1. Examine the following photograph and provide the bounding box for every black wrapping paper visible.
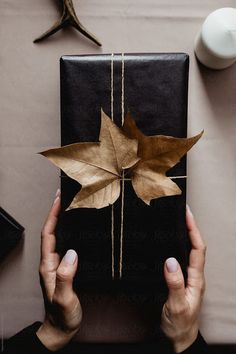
[0,207,24,261]
[57,53,190,303]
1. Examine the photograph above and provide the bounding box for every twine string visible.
[110,53,115,279]
[119,53,125,279]
[60,175,187,180]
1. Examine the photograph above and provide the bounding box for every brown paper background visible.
[0,0,236,344]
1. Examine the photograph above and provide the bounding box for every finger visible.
[186,205,206,273]
[41,190,61,259]
[54,250,78,302]
[164,257,186,305]
[186,205,205,249]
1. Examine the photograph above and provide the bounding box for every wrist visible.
[172,325,199,353]
[36,320,78,352]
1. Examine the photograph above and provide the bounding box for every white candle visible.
[194,7,236,69]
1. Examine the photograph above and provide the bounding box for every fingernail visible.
[53,189,61,205]
[186,204,194,218]
[166,257,178,273]
[53,196,60,205]
[55,189,61,198]
[64,250,77,265]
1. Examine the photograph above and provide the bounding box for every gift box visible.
[57,53,190,292]
[0,207,24,261]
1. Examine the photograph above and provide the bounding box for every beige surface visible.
[1,0,236,344]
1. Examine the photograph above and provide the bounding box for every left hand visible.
[36,190,82,351]
[160,205,206,353]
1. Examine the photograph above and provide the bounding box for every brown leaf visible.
[123,112,204,205]
[40,110,139,210]
[131,164,182,205]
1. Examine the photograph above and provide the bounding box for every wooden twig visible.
[34,0,101,46]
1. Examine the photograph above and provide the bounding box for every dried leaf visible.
[40,110,139,210]
[40,110,203,209]
[122,112,204,205]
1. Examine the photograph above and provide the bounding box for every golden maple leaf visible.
[40,110,139,210]
[122,112,204,205]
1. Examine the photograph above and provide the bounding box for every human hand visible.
[161,205,206,353]
[36,190,82,351]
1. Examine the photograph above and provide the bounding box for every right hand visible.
[161,205,206,353]
[36,190,82,351]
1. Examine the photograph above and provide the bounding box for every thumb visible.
[54,250,78,300]
[164,257,185,304]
